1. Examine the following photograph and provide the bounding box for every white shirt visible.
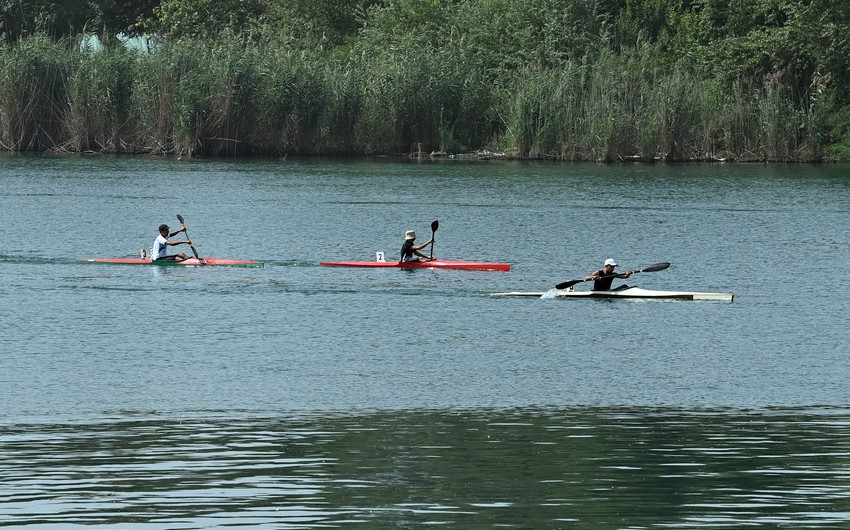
[152,234,168,259]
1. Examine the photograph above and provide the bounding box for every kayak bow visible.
[79,257,263,267]
[491,286,733,301]
[320,259,510,271]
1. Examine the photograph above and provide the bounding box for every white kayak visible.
[490,286,734,302]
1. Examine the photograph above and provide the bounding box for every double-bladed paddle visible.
[429,220,439,259]
[176,214,202,262]
[555,262,670,290]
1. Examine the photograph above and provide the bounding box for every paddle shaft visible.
[555,262,670,290]
[176,214,201,260]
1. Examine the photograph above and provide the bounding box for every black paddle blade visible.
[639,262,670,273]
[176,214,185,224]
[555,279,583,290]
[429,220,438,259]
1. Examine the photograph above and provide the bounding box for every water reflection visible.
[3,407,850,528]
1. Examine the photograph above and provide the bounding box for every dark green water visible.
[1,155,849,527]
[3,408,850,528]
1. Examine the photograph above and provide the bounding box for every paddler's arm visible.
[412,239,433,251]
[412,240,433,258]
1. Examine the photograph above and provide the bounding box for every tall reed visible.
[0,36,70,151]
[0,32,838,161]
[165,38,259,156]
[65,43,135,152]
[497,46,819,162]
[130,45,176,154]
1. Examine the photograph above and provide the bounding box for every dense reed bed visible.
[0,34,835,161]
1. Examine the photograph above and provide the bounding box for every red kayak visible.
[320,259,510,271]
[79,257,263,267]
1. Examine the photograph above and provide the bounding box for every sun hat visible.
[604,258,617,267]
[405,230,416,240]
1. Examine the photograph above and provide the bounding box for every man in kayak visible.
[151,223,192,262]
[584,258,633,291]
[400,230,434,262]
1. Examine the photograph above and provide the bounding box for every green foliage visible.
[151,0,267,41]
[130,48,176,152]
[0,35,70,150]
[435,0,615,77]
[165,36,265,155]
[97,0,160,38]
[2,0,850,161]
[355,42,493,154]
[0,0,157,43]
[825,105,850,160]
[251,52,330,154]
[614,0,684,52]
[263,0,378,51]
[66,44,136,151]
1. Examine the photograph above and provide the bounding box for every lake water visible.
[2,155,849,528]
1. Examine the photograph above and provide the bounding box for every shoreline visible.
[0,149,843,165]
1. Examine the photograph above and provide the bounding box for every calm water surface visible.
[1,155,849,527]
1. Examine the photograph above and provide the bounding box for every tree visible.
[150,0,267,40]
[613,0,684,53]
[0,0,158,43]
[263,0,379,50]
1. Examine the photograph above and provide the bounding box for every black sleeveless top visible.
[592,269,617,291]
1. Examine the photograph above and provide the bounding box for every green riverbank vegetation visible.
[1,0,849,161]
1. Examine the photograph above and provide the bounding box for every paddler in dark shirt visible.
[584,258,633,291]
[400,230,434,262]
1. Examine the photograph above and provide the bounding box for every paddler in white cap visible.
[400,229,434,263]
[584,258,633,291]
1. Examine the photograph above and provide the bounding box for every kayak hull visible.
[320,259,510,271]
[491,287,733,301]
[79,257,264,267]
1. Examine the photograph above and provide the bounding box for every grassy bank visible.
[0,34,837,161]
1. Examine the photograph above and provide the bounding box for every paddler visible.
[151,223,192,262]
[584,258,633,291]
[400,230,434,263]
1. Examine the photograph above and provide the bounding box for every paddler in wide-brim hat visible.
[400,229,433,263]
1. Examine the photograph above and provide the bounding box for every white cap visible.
[604,258,617,267]
[405,230,416,240]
